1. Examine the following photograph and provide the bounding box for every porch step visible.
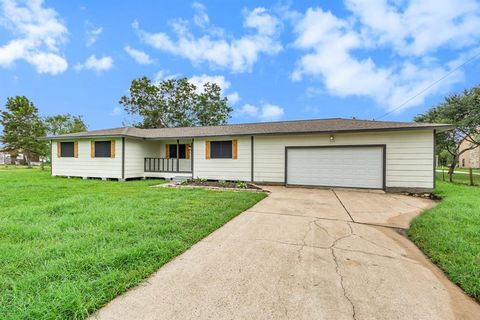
[171,176,189,184]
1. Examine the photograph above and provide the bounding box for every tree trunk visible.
[24,152,32,168]
[469,168,474,186]
[448,158,456,183]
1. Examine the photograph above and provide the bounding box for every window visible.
[94,141,111,158]
[210,141,232,159]
[169,144,186,159]
[60,142,74,157]
[462,158,465,167]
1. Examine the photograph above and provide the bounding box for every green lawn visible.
[436,166,480,173]
[408,181,480,301]
[0,168,266,319]
[435,171,479,186]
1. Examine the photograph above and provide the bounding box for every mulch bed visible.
[184,180,262,190]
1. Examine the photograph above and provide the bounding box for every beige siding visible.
[124,139,161,178]
[157,140,192,172]
[52,138,122,179]
[253,130,435,189]
[193,136,251,181]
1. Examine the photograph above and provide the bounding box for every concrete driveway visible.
[92,187,479,320]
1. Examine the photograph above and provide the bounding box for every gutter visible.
[44,124,456,141]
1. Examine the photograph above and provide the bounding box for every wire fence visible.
[436,167,479,186]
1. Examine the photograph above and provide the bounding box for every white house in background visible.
[47,118,453,192]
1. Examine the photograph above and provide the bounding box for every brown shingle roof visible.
[47,118,454,140]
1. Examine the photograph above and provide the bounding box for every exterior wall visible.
[193,136,251,181]
[52,138,122,179]
[253,130,435,190]
[458,139,480,168]
[157,140,193,172]
[124,139,193,179]
[124,139,161,178]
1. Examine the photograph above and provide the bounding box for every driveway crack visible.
[330,222,357,320]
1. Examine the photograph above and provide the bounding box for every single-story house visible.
[458,137,480,168]
[47,118,453,192]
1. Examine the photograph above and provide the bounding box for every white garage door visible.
[286,146,384,189]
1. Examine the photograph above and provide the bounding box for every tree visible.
[119,77,233,128]
[44,114,87,136]
[415,85,480,181]
[0,96,48,167]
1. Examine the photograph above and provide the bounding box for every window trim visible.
[209,140,233,159]
[92,140,113,158]
[168,143,187,159]
[59,141,75,158]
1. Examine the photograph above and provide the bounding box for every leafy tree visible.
[0,96,48,167]
[415,86,480,181]
[119,77,233,128]
[44,114,87,136]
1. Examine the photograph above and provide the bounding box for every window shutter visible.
[186,144,191,159]
[165,144,170,159]
[90,141,95,158]
[232,139,238,159]
[57,142,61,158]
[74,141,78,158]
[111,140,115,158]
[205,141,210,160]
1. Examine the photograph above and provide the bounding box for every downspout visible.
[50,140,53,176]
[176,139,180,173]
[433,129,436,189]
[191,138,194,179]
[251,136,254,182]
[121,137,125,180]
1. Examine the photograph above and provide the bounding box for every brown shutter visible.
[205,141,210,160]
[111,140,116,158]
[74,141,78,158]
[90,141,95,158]
[232,139,238,159]
[165,144,170,159]
[186,144,191,159]
[57,142,61,158]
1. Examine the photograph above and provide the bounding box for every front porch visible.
[141,139,193,179]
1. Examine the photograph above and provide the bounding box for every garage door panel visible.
[287,147,383,189]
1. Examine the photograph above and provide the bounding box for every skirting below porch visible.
[144,172,192,180]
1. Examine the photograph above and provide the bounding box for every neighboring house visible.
[0,151,40,165]
[47,118,453,192]
[458,138,480,168]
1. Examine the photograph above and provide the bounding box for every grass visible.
[408,181,480,301]
[436,166,480,173]
[0,168,266,319]
[435,171,479,186]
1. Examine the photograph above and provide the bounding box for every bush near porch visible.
[0,168,265,319]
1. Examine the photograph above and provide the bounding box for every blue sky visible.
[1,0,480,130]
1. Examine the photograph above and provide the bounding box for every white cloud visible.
[110,106,122,116]
[192,2,209,28]
[75,55,113,72]
[85,22,102,47]
[189,74,240,105]
[291,4,472,112]
[236,103,284,121]
[124,45,155,64]
[237,103,258,116]
[133,6,282,73]
[153,69,179,82]
[226,92,240,105]
[345,0,480,56]
[260,104,284,120]
[0,0,68,75]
